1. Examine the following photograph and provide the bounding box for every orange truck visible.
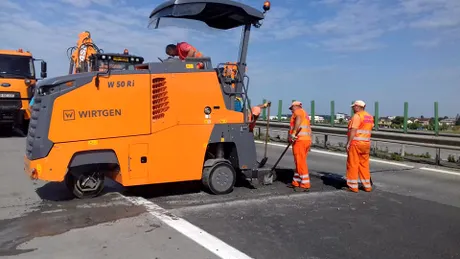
[67,31,144,74]
[24,0,272,199]
[0,49,47,134]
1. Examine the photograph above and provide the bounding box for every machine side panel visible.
[26,75,94,160]
[48,73,152,143]
[208,124,258,170]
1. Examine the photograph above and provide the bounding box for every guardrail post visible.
[330,100,335,126]
[374,101,379,131]
[262,99,266,120]
[434,101,439,136]
[311,100,315,125]
[403,102,408,133]
[278,100,282,121]
[436,148,441,165]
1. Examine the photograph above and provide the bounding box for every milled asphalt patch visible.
[173,188,460,259]
[145,167,344,210]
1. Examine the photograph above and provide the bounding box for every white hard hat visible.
[351,100,366,107]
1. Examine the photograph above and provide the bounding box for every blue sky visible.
[0,0,459,117]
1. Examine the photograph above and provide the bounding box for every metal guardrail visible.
[255,121,460,152]
[257,120,460,138]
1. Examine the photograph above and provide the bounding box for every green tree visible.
[391,116,404,125]
[408,122,422,130]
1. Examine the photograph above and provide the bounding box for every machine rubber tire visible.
[65,172,105,199]
[202,161,236,195]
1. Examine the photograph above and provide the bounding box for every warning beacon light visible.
[123,49,129,54]
[263,1,271,13]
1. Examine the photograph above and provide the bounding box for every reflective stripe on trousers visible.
[293,173,310,184]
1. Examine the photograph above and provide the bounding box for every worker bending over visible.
[288,101,312,192]
[165,42,203,60]
[346,100,374,192]
[249,101,270,132]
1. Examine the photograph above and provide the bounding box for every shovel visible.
[261,130,300,185]
[258,102,271,168]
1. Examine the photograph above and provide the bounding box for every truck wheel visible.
[0,124,14,137]
[202,161,236,195]
[65,171,105,199]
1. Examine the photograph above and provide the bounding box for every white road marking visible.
[122,195,253,259]
[254,141,414,168]
[419,167,460,177]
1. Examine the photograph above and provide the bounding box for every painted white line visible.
[419,167,460,176]
[122,196,253,259]
[254,141,414,168]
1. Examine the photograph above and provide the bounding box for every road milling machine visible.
[0,48,47,134]
[24,0,273,199]
[67,31,144,74]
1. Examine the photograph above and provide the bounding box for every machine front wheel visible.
[65,171,105,199]
[202,161,236,195]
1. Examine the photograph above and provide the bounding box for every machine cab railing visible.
[147,0,271,122]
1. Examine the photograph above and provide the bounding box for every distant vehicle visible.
[0,48,47,134]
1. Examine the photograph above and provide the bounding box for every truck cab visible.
[0,49,47,134]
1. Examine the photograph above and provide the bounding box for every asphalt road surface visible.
[1,135,460,259]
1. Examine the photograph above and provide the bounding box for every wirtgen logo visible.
[63,110,75,121]
[63,109,122,121]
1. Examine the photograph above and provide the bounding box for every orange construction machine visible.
[24,0,272,199]
[67,31,144,74]
[0,49,47,134]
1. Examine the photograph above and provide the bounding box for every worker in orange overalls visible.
[288,101,312,192]
[165,42,203,60]
[248,102,270,132]
[346,100,374,192]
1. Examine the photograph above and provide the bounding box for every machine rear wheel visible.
[202,161,236,195]
[65,171,105,199]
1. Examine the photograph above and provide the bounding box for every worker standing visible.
[345,100,374,192]
[248,101,270,132]
[165,42,203,60]
[288,101,312,192]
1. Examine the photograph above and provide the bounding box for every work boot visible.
[294,187,310,192]
[287,183,298,189]
[342,186,358,193]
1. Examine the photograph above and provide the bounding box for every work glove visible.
[290,134,298,142]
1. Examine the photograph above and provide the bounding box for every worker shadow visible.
[273,168,347,190]
[35,179,122,201]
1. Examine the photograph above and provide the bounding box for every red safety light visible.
[197,62,204,69]
[18,48,23,53]
[123,49,129,54]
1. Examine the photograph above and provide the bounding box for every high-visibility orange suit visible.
[288,101,312,190]
[346,100,374,192]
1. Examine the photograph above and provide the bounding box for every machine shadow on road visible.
[35,179,123,202]
[123,173,258,199]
